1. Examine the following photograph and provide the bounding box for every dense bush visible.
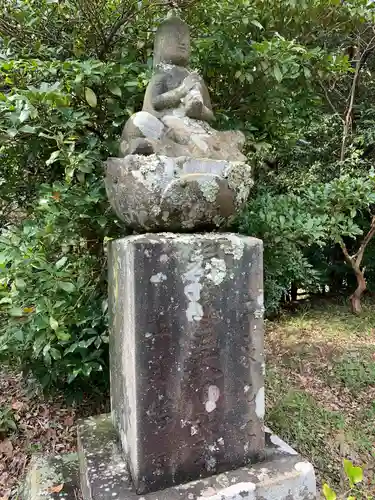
[0,0,151,386]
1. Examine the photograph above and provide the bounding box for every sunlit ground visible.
[266,296,375,496]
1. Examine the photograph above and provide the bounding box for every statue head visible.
[153,15,190,68]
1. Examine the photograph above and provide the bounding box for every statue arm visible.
[200,82,215,121]
[151,75,187,111]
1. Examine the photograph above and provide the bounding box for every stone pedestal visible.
[23,417,317,500]
[108,233,265,494]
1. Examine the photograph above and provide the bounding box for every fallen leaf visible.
[0,440,13,456]
[63,416,74,427]
[11,401,24,411]
[46,428,57,440]
[47,484,64,493]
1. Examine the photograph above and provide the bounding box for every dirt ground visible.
[0,370,108,499]
[266,296,375,497]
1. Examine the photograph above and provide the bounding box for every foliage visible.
[0,182,112,387]
[0,0,153,387]
[187,0,375,312]
[323,460,367,500]
[0,405,17,438]
[239,173,375,311]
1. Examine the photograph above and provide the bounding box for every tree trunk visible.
[350,266,366,314]
[291,282,298,302]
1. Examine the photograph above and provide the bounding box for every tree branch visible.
[339,239,352,267]
[320,81,344,123]
[341,34,375,161]
[353,216,375,266]
[98,0,140,59]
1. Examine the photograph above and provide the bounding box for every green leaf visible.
[6,419,17,431]
[343,459,363,486]
[273,64,283,83]
[64,342,79,354]
[55,256,68,269]
[19,109,30,123]
[46,150,60,166]
[6,129,18,138]
[56,330,71,341]
[19,125,36,134]
[9,307,23,317]
[50,316,59,331]
[322,483,336,500]
[78,163,93,173]
[15,278,26,290]
[67,369,81,384]
[85,87,97,108]
[14,330,24,342]
[251,19,264,30]
[109,85,122,97]
[50,348,62,360]
[58,281,76,293]
[245,73,254,83]
[124,81,139,88]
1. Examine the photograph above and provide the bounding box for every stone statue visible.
[105,14,254,232]
[119,15,244,161]
[143,16,214,122]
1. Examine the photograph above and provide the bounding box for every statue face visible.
[165,34,190,65]
[154,17,191,67]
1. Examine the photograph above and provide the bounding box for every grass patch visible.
[329,349,375,393]
[266,381,345,482]
[351,402,375,457]
[266,297,375,493]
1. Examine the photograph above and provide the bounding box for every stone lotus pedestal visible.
[105,154,253,232]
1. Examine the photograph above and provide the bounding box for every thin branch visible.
[353,216,375,266]
[339,240,352,266]
[98,0,140,59]
[340,34,375,162]
[320,82,344,123]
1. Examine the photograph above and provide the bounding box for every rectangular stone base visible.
[109,233,265,493]
[76,414,316,500]
[22,414,316,499]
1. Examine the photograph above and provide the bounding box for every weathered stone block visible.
[108,233,265,494]
[105,155,253,232]
[22,453,79,500]
[22,418,316,500]
[76,414,316,500]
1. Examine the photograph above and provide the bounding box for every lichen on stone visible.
[182,248,204,322]
[197,177,220,203]
[222,234,245,261]
[224,161,254,206]
[205,258,227,285]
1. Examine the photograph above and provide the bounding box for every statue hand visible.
[183,72,202,91]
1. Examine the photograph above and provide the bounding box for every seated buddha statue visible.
[105,14,253,233]
[120,15,246,162]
